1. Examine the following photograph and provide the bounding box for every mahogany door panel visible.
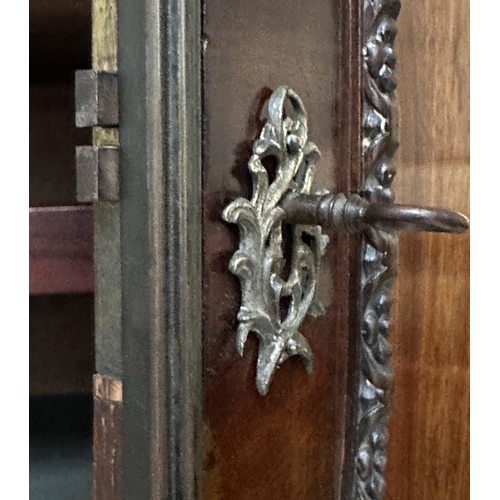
[202,2,349,498]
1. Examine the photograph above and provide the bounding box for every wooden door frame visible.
[114,0,401,499]
[118,0,203,498]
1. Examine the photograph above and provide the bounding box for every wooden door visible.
[85,0,469,499]
[386,0,470,497]
[201,1,360,498]
[107,0,363,498]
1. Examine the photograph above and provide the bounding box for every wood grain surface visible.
[91,1,123,498]
[202,1,362,498]
[385,0,470,498]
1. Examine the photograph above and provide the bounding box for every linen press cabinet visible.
[29,0,470,498]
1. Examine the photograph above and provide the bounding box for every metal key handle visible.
[281,192,469,234]
[223,86,468,395]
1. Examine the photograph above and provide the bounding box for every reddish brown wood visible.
[202,1,361,498]
[385,0,470,497]
[93,374,122,500]
[29,205,94,295]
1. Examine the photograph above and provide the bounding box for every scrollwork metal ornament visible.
[223,87,329,396]
[355,0,401,498]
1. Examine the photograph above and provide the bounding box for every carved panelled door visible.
[85,0,468,499]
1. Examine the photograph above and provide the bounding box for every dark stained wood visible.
[385,0,470,498]
[91,0,122,380]
[335,2,363,497]
[90,0,126,497]
[30,294,94,395]
[117,0,203,497]
[202,1,361,498]
[93,374,122,500]
[29,206,94,295]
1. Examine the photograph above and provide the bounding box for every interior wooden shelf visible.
[30,205,94,295]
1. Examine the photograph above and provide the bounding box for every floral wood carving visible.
[356,0,401,498]
[223,86,329,396]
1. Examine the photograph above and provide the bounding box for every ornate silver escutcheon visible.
[224,86,468,397]
[223,87,329,396]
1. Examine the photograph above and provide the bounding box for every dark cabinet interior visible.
[30,1,94,498]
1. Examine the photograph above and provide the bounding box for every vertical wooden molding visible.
[337,0,363,495]
[91,0,123,498]
[118,0,203,498]
[92,0,122,380]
